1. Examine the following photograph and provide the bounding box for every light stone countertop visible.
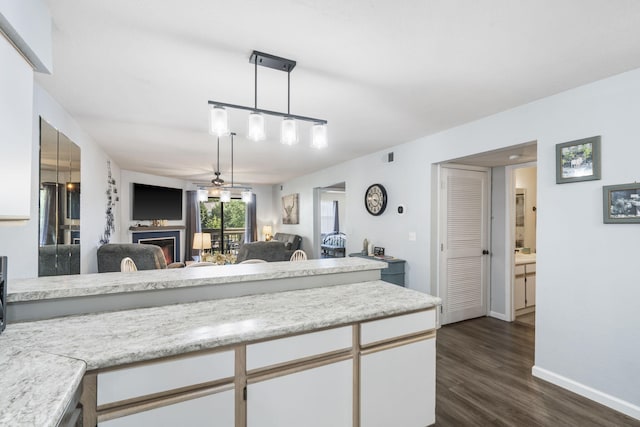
[515,253,537,265]
[8,257,386,302]
[1,280,440,370]
[0,348,85,427]
[0,280,439,426]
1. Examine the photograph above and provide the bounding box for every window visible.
[200,197,246,253]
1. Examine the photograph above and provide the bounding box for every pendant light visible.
[208,51,327,146]
[281,118,298,146]
[247,57,266,141]
[220,190,231,203]
[310,123,328,149]
[241,190,253,203]
[209,106,229,136]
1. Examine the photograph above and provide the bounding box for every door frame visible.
[436,163,492,325]
[505,161,537,321]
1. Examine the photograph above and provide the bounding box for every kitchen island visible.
[1,259,440,426]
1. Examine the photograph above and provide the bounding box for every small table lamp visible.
[193,232,212,261]
[262,225,273,241]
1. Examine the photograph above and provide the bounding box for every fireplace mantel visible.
[129,225,186,232]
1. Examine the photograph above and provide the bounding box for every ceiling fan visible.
[193,133,252,191]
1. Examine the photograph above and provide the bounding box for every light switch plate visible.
[408,232,417,241]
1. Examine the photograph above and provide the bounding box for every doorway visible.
[313,182,346,259]
[436,142,537,326]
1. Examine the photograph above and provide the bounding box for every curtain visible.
[244,193,257,243]
[184,191,202,262]
[333,200,340,233]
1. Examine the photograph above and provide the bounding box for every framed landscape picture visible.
[282,193,299,224]
[603,183,640,224]
[555,136,601,184]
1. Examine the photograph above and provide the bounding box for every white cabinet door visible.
[247,359,352,427]
[514,275,526,310]
[361,338,435,427]
[99,389,234,427]
[526,271,536,307]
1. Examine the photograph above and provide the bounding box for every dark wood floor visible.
[435,317,640,426]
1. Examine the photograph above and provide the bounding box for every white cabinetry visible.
[0,35,33,220]
[99,390,234,427]
[515,262,536,311]
[361,339,435,427]
[360,311,436,427]
[247,359,353,427]
[96,350,234,426]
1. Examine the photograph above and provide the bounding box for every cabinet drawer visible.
[247,326,352,371]
[514,264,525,275]
[383,262,404,274]
[525,263,536,273]
[97,350,234,406]
[361,310,435,346]
[99,389,234,427]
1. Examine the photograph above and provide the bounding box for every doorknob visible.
[482,250,490,255]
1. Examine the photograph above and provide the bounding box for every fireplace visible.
[132,230,181,264]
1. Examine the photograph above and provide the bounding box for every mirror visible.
[39,118,81,276]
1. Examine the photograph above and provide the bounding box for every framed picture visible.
[282,193,299,224]
[603,183,640,223]
[555,136,601,184]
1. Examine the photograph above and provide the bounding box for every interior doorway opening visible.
[435,141,538,326]
[312,182,346,259]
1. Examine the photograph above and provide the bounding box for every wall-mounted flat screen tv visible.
[132,183,183,220]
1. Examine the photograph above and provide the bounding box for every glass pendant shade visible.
[241,190,253,203]
[209,106,229,136]
[219,190,231,203]
[280,117,298,146]
[197,189,209,202]
[247,112,266,142]
[310,123,328,149]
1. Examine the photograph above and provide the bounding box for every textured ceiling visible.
[37,0,640,184]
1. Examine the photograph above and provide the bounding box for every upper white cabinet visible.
[0,34,33,220]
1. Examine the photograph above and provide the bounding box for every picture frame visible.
[555,136,601,184]
[603,183,640,224]
[282,193,299,224]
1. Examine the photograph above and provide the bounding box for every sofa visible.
[272,233,302,259]
[39,244,80,276]
[97,243,184,273]
[235,241,290,263]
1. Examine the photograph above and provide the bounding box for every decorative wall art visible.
[282,193,299,224]
[555,136,601,184]
[602,183,640,224]
[99,160,119,244]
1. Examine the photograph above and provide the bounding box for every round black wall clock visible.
[365,183,388,216]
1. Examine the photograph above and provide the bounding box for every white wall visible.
[280,68,640,417]
[0,85,121,278]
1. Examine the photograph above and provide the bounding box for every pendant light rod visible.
[207,100,327,125]
[254,56,258,110]
[230,132,235,187]
[287,70,291,115]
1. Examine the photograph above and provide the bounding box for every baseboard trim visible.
[532,366,640,421]
[488,311,509,321]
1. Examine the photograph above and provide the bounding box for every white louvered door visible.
[439,166,490,325]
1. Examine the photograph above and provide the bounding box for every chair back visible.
[239,259,268,264]
[289,249,307,261]
[120,257,138,272]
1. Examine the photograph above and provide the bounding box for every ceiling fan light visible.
[281,117,298,146]
[209,105,229,136]
[310,123,328,149]
[241,190,253,203]
[247,112,266,142]
[220,190,231,203]
[197,189,209,202]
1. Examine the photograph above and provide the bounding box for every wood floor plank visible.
[435,317,640,427]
